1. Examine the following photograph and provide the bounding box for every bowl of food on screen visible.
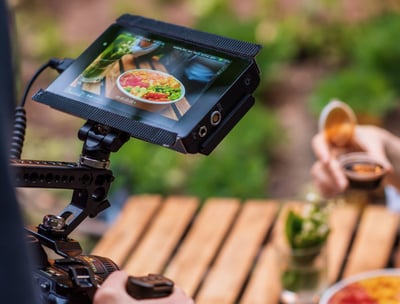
[338,152,387,190]
[116,69,185,112]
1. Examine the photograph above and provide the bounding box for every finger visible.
[311,161,348,197]
[353,126,393,173]
[311,163,337,196]
[168,287,195,304]
[312,133,331,164]
[101,270,129,289]
[93,271,133,304]
[328,157,349,190]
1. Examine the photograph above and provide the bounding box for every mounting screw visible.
[42,214,65,231]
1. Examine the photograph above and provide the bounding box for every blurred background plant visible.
[110,103,280,201]
[9,0,400,226]
[310,12,400,125]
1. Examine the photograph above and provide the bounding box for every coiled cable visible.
[9,58,74,159]
[9,106,27,159]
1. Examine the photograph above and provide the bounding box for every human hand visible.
[93,271,194,304]
[310,131,349,197]
[311,125,394,197]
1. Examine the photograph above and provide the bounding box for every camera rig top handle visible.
[12,121,130,257]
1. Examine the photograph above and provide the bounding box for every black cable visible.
[19,61,52,107]
[9,57,74,159]
[9,106,27,159]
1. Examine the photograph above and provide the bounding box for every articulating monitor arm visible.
[10,120,130,257]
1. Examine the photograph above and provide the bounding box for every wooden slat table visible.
[91,195,400,304]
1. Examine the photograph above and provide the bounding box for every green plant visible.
[350,13,400,94]
[186,104,281,200]
[190,0,300,98]
[285,203,330,250]
[309,13,400,123]
[109,103,281,200]
[309,68,397,121]
[281,202,330,293]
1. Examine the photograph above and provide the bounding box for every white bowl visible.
[116,69,185,112]
[320,269,400,303]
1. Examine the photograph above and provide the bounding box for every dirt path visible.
[266,61,328,199]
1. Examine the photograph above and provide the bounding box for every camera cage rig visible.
[12,14,261,259]
[5,13,262,302]
[11,120,130,258]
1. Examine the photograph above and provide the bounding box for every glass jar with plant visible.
[278,201,331,304]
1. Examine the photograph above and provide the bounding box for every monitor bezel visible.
[33,15,261,153]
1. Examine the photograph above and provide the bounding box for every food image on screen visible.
[80,32,138,83]
[116,69,185,112]
[117,69,184,102]
[66,31,231,120]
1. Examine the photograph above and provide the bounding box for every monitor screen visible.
[34,15,261,154]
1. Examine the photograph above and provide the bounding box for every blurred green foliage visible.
[194,8,298,86]
[110,104,281,200]
[309,68,396,121]
[14,12,68,62]
[351,13,400,95]
[310,13,400,120]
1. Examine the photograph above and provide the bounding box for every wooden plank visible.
[343,205,399,278]
[81,82,101,95]
[241,201,300,304]
[90,195,162,266]
[327,203,360,283]
[239,244,281,304]
[123,196,199,276]
[104,60,121,95]
[164,198,241,297]
[195,200,279,304]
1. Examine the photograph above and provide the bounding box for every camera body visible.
[30,236,119,304]
[33,256,117,304]
[31,239,174,303]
